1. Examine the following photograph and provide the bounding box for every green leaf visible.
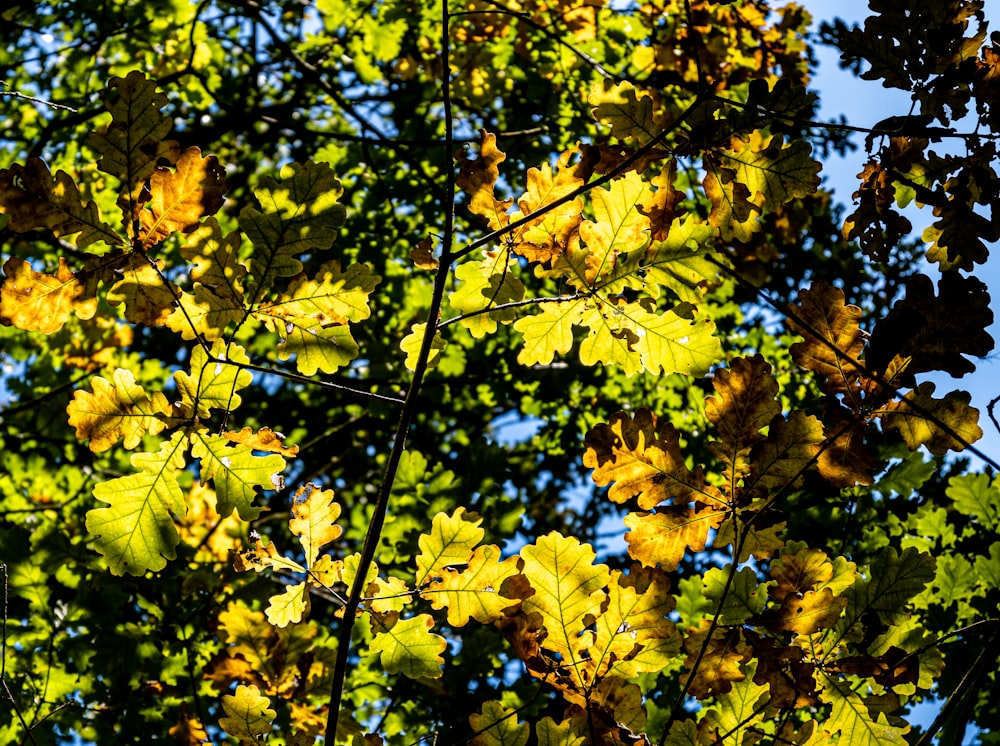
[369,614,447,679]
[703,566,769,625]
[449,257,525,338]
[173,339,253,419]
[946,472,1000,530]
[469,701,529,746]
[190,430,285,520]
[240,160,347,301]
[85,432,187,576]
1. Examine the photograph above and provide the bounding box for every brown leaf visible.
[584,409,721,510]
[842,161,912,263]
[705,355,781,491]
[0,158,125,249]
[681,621,751,698]
[769,587,846,635]
[140,146,228,249]
[787,282,865,397]
[456,130,511,231]
[225,426,300,457]
[879,382,983,455]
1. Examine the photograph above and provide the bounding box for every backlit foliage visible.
[1,0,998,744]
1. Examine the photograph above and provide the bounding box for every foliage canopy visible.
[1,0,999,744]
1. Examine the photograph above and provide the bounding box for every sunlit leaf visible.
[140,146,227,248]
[369,614,446,679]
[470,701,529,746]
[85,432,187,576]
[218,684,275,742]
[190,429,285,520]
[67,367,172,452]
[289,483,343,567]
[879,382,982,455]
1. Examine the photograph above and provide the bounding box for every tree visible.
[1,0,998,743]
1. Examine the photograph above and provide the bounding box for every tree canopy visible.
[1,0,999,743]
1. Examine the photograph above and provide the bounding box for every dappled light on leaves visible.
[2,0,999,742]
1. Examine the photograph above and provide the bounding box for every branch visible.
[325,0,460,737]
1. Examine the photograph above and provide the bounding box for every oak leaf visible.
[288,483,342,567]
[67,367,172,452]
[0,159,125,249]
[173,339,253,419]
[88,70,177,224]
[85,432,187,575]
[369,614,447,679]
[225,426,300,457]
[787,282,865,396]
[449,256,525,338]
[509,532,609,686]
[107,258,178,326]
[578,171,651,285]
[470,701,529,746]
[456,130,512,231]
[585,408,722,510]
[240,160,347,301]
[415,507,485,585]
[624,506,725,571]
[1,256,99,333]
[426,544,520,625]
[139,146,227,248]
[681,621,751,698]
[218,684,275,742]
[510,147,585,266]
[190,429,285,520]
[589,80,660,145]
[879,382,982,455]
[640,216,718,303]
[705,355,781,492]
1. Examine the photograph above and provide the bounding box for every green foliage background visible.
[1,0,998,743]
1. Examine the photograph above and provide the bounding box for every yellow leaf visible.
[1,256,97,333]
[512,532,609,686]
[367,574,412,613]
[578,171,650,285]
[426,544,520,625]
[140,146,227,248]
[218,684,275,742]
[510,148,585,265]
[456,129,511,231]
[415,507,485,585]
[624,506,725,571]
[513,299,584,367]
[288,483,343,567]
[173,339,253,419]
[265,582,311,628]
[448,256,525,338]
[770,587,846,635]
[586,566,678,680]
[85,432,187,575]
[107,258,178,326]
[401,322,446,372]
[747,410,824,493]
[67,367,171,452]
